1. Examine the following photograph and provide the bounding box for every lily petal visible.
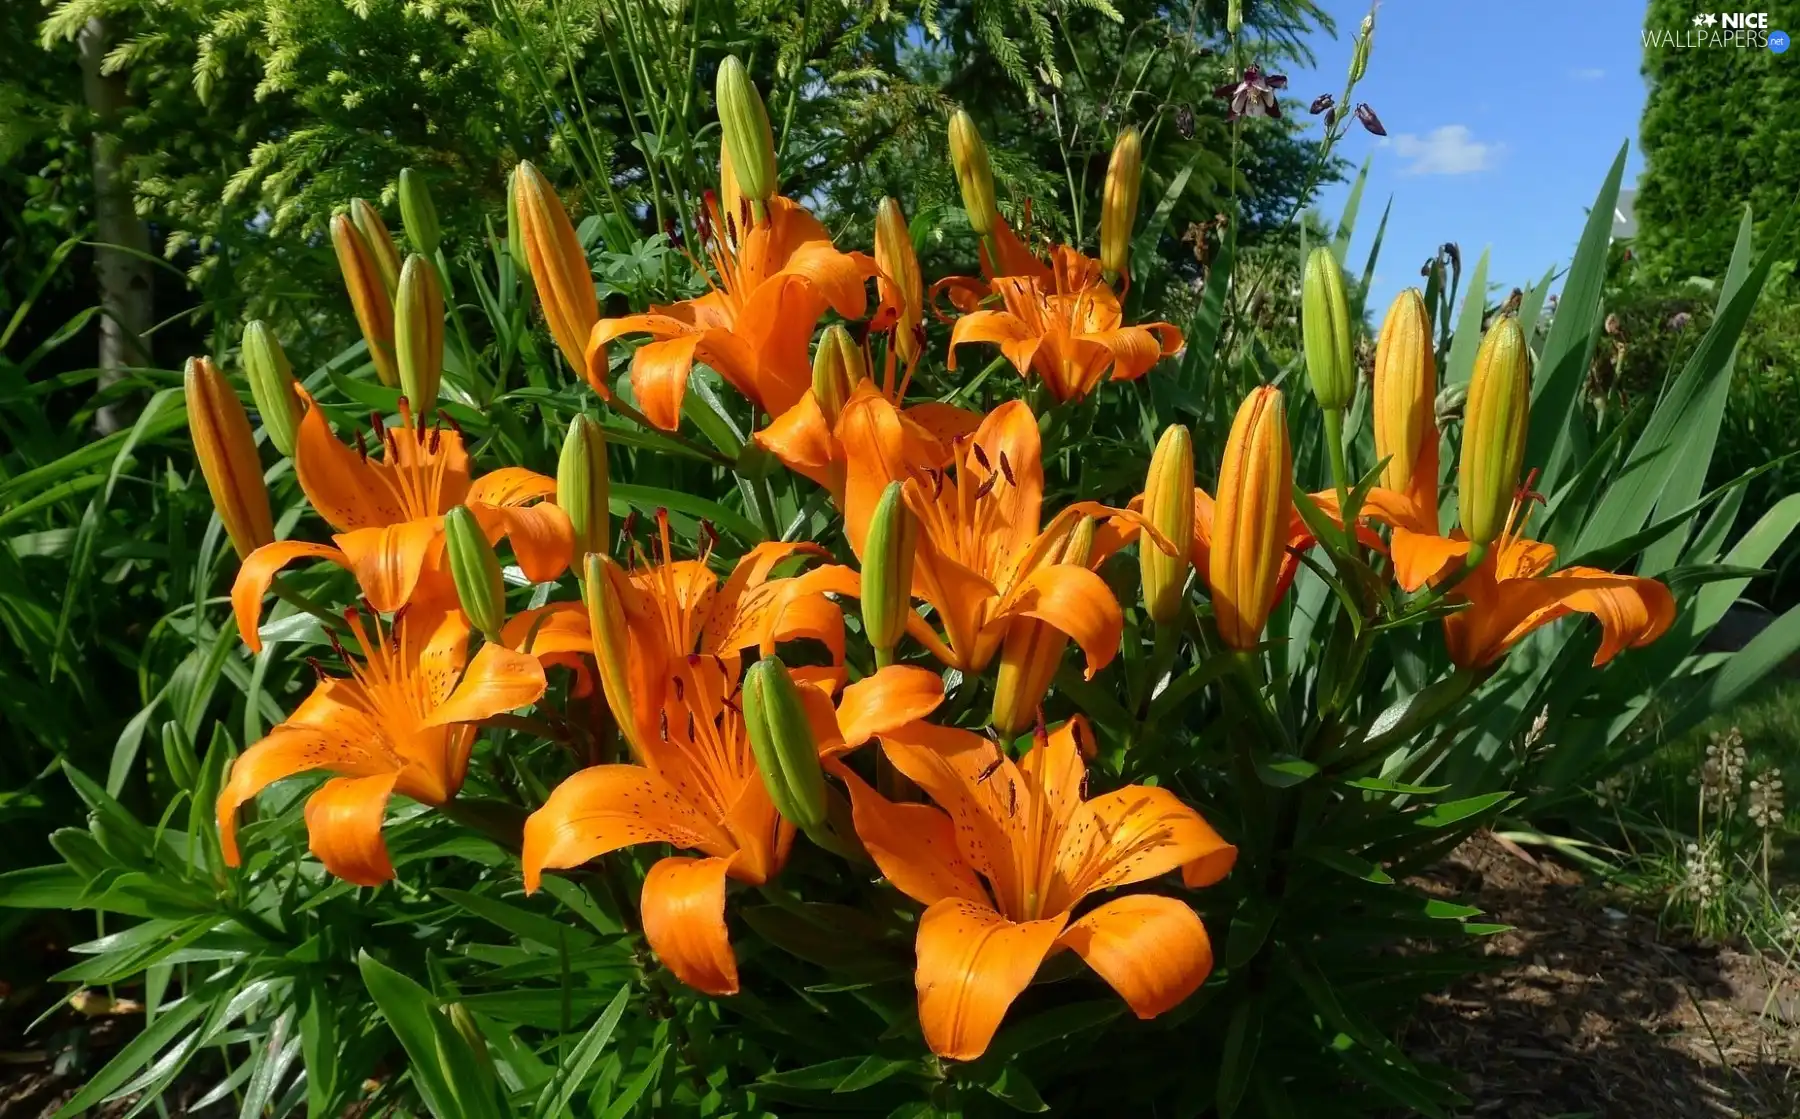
[333,520,445,613]
[504,602,594,695]
[833,762,988,907]
[470,501,574,584]
[1056,784,1237,901]
[834,665,945,749]
[1056,894,1213,1019]
[466,467,558,507]
[630,333,705,432]
[755,391,836,490]
[521,765,736,891]
[425,642,547,727]
[642,854,740,996]
[999,563,1125,678]
[304,773,400,887]
[232,540,347,651]
[915,898,1068,1061]
[216,704,388,866]
[291,403,396,530]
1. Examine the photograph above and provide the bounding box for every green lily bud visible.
[1140,424,1195,625]
[1100,126,1143,279]
[444,505,505,641]
[349,198,402,298]
[861,480,918,664]
[240,320,301,457]
[397,168,441,257]
[1350,13,1374,83]
[444,1003,496,1079]
[558,415,611,567]
[584,553,651,762]
[1226,0,1243,35]
[948,110,997,238]
[1302,246,1355,411]
[506,167,534,300]
[1458,316,1531,547]
[811,324,866,427]
[716,56,777,203]
[394,254,445,414]
[741,656,828,833]
[160,720,198,793]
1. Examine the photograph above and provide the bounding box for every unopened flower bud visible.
[1372,288,1437,494]
[558,415,610,566]
[161,720,198,793]
[506,167,533,300]
[875,197,922,368]
[741,656,829,833]
[444,1003,495,1078]
[1302,246,1354,411]
[584,553,650,761]
[1210,387,1293,651]
[1226,0,1243,35]
[331,212,398,387]
[861,481,918,663]
[349,198,402,298]
[514,162,603,396]
[992,516,1096,736]
[719,140,745,234]
[1350,13,1374,82]
[1458,316,1530,547]
[241,320,301,458]
[444,506,505,640]
[394,254,445,414]
[184,356,273,560]
[1140,424,1195,625]
[397,168,441,257]
[1100,126,1143,279]
[811,324,865,427]
[716,57,777,203]
[948,110,997,238]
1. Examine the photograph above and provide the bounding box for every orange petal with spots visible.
[834,761,988,907]
[521,765,735,891]
[424,642,546,727]
[231,540,347,651]
[1056,894,1213,1019]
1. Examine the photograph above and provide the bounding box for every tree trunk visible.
[78,17,153,434]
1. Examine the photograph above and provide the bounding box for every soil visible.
[1407,834,1800,1119]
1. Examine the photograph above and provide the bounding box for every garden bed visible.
[1408,835,1800,1119]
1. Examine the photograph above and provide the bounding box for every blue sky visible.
[1281,0,1654,313]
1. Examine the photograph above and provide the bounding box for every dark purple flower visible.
[1214,66,1287,121]
[1176,103,1196,139]
[1309,93,1335,115]
[1353,103,1386,136]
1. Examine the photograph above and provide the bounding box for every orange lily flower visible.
[588,194,877,431]
[839,716,1236,1060]
[217,606,547,886]
[231,395,572,651]
[836,395,1151,677]
[522,658,942,995]
[928,208,1054,315]
[949,245,1182,404]
[1435,484,1676,669]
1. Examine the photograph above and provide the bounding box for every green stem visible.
[270,575,348,633]
[1322,406,1353,548]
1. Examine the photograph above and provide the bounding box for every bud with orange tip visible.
[349,198,402,298]
[1210,386,1293,651]
[811,324,866,427]
[513,161,604,396]
[558,414,610,567]
[1371,288,1437,496]
[330,212,398,387]
[1100,125,1143,279]
[394,253,445,414]
[948,110,997,238]
[583,552,650,761]
[1458,316,1531,548]
[184,355,274,560]
[875,197,922,368]
[991,515,1096,737]
[716,56,777,204]
[1140,424,1195,625]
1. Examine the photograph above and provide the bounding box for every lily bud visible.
[811,324,865,427]
[330,212,399,387]
[1226,0,1243,35]
[394,254,445,414]
[716,57,777,203]
[720,141,745,235]
[240,320,301,458]
[444,506,505,641]
[349,198,402,298]
[741,656,829,833]
[583,553,649,761]
[992,516,1096,737]
[1140,424,1195,625]
[1372,288,1437,494]
[160,720,198,793]
[1350,13,1374,83]
[1458,316,1530,547]
[506,167,533,300]
[514,161,603,395]
[1302,247,1355,411]
[558,414,611,566]
[948,110,997,238]
[1100,126,1143,279]
[184,356,273,561]
[1210,387,1293,652]
[875,197,922,368]
[397,168,441,257]
[861,480,918,663]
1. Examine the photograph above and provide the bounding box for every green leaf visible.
[0,865,85,908]
[611,482,761,545]
[1215,996,1262,1119]
[531,986,629,1119]
[437,887,603,951]
[982,1064,1049,1113]
[358,951,504,1119]
[1303,847,1394,885]
[979,1000,1121,1064]
[834,1055,919,1093]
[760,1058,872,1090]
[1414,791,1513,829]
[596,1046,667,1119]
[1255,755,1318,788]
[1442,247,1490,387]
[51,987,210,1117]
[1677,600,1800,727]
[1343,777,1449,795]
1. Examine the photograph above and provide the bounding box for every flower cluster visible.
[1683,840,1726,904]
[182,62,1679,1066]
[1692,727,1748,814]
[1748,769,1785,833]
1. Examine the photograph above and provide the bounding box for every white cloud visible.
[1383,125,1501,176]
[1568,67,1606,81]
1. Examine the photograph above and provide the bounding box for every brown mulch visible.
[1406,834,1800,1119]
